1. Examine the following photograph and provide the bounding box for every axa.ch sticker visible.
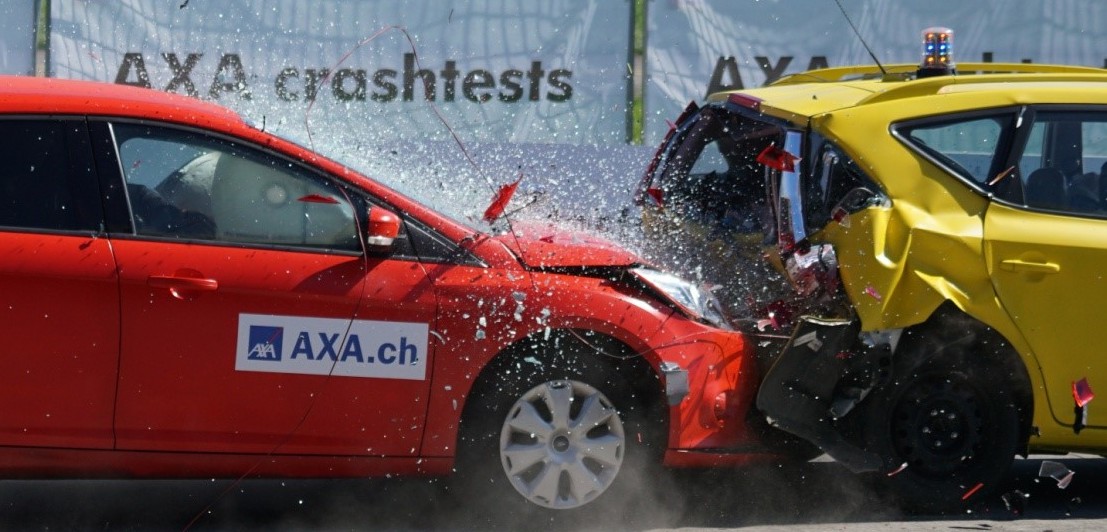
[236,313,428,380]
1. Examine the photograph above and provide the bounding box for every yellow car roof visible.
[707,62,1107,122]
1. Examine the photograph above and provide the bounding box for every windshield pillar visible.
[776,130,806,253]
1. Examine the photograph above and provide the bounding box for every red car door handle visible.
[148,275,219,291]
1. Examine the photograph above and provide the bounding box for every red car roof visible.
[0,76,245,129]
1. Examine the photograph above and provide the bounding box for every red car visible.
[0,76,782,511]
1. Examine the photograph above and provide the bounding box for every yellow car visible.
[638,30,1107,510]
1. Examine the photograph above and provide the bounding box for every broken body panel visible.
[640,62,1107,508]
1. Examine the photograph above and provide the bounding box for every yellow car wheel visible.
[858,335,1021,513]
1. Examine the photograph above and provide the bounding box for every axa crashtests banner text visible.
[49,0,632,147]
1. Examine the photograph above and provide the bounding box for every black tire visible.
[452,332,664,515]
[856,338,1021,513]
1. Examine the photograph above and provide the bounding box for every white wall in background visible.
[646,0,1107,143]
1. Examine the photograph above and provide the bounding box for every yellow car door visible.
[984,108,1107,434]
[984,202,1107,432]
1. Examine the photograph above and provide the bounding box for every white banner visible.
[0,0,35,76]
[645,0,1107,144]
[49,0,632,146]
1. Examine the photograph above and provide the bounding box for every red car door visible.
[100,122,436,456]
[0,118,118,449]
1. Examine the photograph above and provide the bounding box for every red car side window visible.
[112,123,360,251]
[0,119,101,232]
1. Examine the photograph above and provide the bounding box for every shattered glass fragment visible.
[886,462,908,477]
[645,186,664,208]
[1001,490,1028,515]
[863,285,882,301]
[513,293,525,321]
[1066,496,1083,517]
[1038,460,1074,489]
[793,330,822,351]
[763,300,795,329]
[831,206,851,228]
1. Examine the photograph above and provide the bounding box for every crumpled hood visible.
[491,223,640,269]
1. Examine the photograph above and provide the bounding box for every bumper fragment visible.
[660,361,689,406]
[756,316,885,472]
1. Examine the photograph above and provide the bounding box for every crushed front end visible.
[636,95,895,472]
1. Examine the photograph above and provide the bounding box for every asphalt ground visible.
[0,454,1101,530]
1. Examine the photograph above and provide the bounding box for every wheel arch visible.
[458,327,668,449]
[896,302,1035,454]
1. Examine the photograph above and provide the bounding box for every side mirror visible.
[365,206,400,248]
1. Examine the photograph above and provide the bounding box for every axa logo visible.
[247,325,284,361]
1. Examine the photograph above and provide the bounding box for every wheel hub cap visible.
[552,434,571,453]
[498,379,626,509]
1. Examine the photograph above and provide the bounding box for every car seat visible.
[209,151,356,248]
[1068,172,1101,212]
[156,151,220,219]
[1025,167,1066,210]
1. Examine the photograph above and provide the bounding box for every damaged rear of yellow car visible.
[638,50,1107,511]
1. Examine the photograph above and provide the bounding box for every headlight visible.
[630,267,731,329]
